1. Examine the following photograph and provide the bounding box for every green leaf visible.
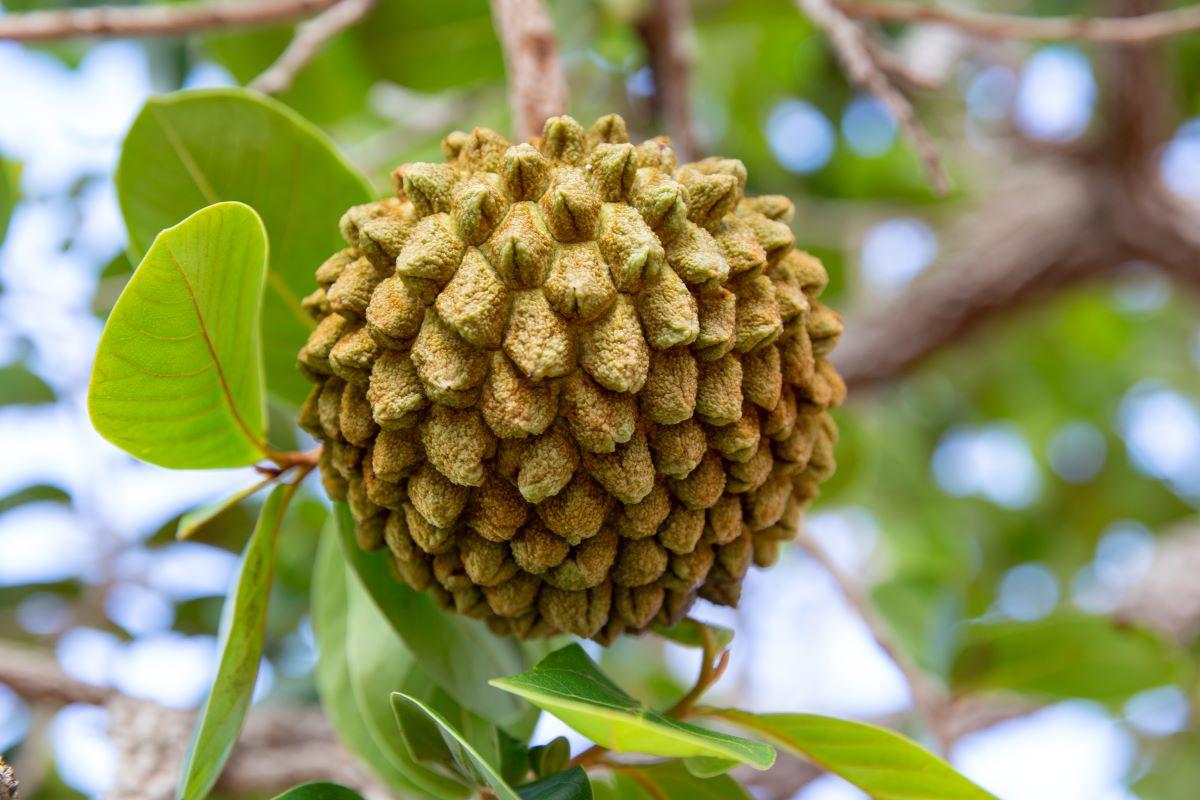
[0,158,16,242]
[516,766,592,800]
[951,615,1185,705]
[115,89,373,407]
[708,710,995,800]
[333,502,531,730]
[591,761,750,800]
[355,0,504,93]
[0,362,55,406]
[270,783,365,800]
[177,483,288,800]
[311,522,431,797]
[0,484,69,515]
[490,644,774,770]
[344,563,473,798]
[654,619,735,651]
[391,692,520,800]
[88,201,268,469]
[528,736,571,780]
[177,478,273,541]
[1133,731,1200,800]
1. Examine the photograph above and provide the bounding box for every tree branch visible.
[0,0,339,42]
[638,0,699,163]
[832,162,1126,391]
[835,0,1200,44]
[489,0,569,142]
[792,526,952,752]
[250,0,378,95]
[0,642,378,799]
[795,0,950,194]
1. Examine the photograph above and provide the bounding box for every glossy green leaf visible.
[311,522,430,798]
[270,783,365,800]
[333,502,530,730]
[515,766,592,800]
[115,89,372,407]
[590,761,750,800]
[490,644,774,770]
[344,564,472,798]
[391,692,519,800]
[0,362,54,406]
[177,484,288,800]
[654,618,735,651]
[951,615,1185,705]
[709,710,995,800]
[88,201,268,469]
[528,737,571,780]
[177,477,273,541]
[394,685,504,783]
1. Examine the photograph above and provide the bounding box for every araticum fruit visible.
[298,114,844,643]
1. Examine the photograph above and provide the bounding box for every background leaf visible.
[333,502,532,730]
[391,692,519,800]
[654,619,735,651]
[344,563,473,798]
[590,761,750,800]
[88,201,268,469]
[177,483,288,800]
[0,158,15,242]
[311,522,431,798]
[950,615,1186,705]
[176,478,272,541]
[0,361,55,406]
[271,783,365,800]
[515,766,592,800]
[115,89,372,407]
[709,710,995,800]
[490,644,774,770]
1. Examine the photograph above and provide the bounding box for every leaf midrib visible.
[164,240,265,456]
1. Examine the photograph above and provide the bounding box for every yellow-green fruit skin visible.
[298,114,844,643]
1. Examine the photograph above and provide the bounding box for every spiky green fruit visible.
[298,115,843,643]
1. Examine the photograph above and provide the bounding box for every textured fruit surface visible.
[298,114,844,643]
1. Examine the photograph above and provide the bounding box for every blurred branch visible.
[835,0,1200,43]
[0,642,113,707]
[0,642,379,799]
[105,696,382,800]
[832,163,1127,391]
[792,526,952,753]
[250,0,378,95]
[831,0,1200,392]
[0,0,339,42]
[796,0,950,194]
[489,0,569,141]
[638,0,699,163]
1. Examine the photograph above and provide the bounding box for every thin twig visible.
[664,624,730,719]
[638,0,700,163]
[250,0,378,95]
[796,0,950,194]
[792,526,952,753]
[489,0,569,141]
[835,0,1200,43]
[0,0,338,42]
